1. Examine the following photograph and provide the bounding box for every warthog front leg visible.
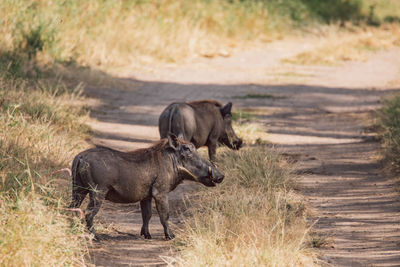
[140,197,152,239]
[154,194,174,240]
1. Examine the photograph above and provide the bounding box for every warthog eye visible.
[180,145,192,159]
[182,144,194,153]
[224,114,232,121]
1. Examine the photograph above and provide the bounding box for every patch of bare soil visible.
[85,41,400,266]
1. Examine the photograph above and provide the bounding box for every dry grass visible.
[0,73,90,265]
[3,0,400,72]
[284,24,400,65]
[234,122,270,145]
[3,0,399,72]
[168,147,318,266]
[1,0,281,69]
[0,194,88,266]
[233,109,271,145]
[378,93,400,174]
[0,76,89,191]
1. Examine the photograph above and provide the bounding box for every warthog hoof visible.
[165,233,175,240]
[90,233,101,242]
[140,229,152,239]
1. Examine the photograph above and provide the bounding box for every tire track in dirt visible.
[85,42,400,266]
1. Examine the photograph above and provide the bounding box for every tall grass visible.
[1,0,276,67]
[379,93,400,173]
[169,147,317,266]
[0,194,87,266]
[0,68,90,265]
[3,0,399,69]
[232,109,270,145]
[0,75,89,193]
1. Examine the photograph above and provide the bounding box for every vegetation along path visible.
[85,39,400,266]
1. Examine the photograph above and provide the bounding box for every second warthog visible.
[69,134,224,240]
[159,100,243,161]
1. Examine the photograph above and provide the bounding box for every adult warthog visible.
[68,134,224,240]
[159,100,243,161]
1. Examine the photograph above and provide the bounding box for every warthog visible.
[159,100,243,161]
[68,134,224,240]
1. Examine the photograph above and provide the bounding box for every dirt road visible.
[84,40,400,266]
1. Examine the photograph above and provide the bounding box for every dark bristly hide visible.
[158,100,243,161]
[69,134,224,240]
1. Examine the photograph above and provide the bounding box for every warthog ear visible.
[220,102,232,116]
[167,133,180,151]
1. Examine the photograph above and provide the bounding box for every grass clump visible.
[234,122,270,145]
[0,75,89,194]
[169,147,317,266]
[0,63,90,264]
[378,93,400,173]
[232,108,270,145]
[0,194,87,266]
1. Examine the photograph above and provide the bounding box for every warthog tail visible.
[68,155,89,209]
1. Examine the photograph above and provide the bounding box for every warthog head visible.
[219,102,243,150]
[167,133,224,187]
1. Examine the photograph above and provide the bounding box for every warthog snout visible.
[195,161,224,187]
[209,165,224,184]
[232,138,243,150]
[172,136,224,187]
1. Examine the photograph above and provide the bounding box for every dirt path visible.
[85,40,400,266]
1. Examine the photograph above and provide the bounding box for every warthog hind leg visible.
[85,188,106,237]
[140,197,152,239]
[68,186,89,209]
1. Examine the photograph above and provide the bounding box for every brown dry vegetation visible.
[1,0,277,68]
[0,195,88,266]
[169,147,318,266]
[3,0,400,70]
[232,109,271,145]
[2,0,400,266]
[0,72,90,265]
[379,93,400,174]
[284,24,400,65]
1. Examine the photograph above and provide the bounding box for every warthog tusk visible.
[208,166,212,177]
[178,166,199,181]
